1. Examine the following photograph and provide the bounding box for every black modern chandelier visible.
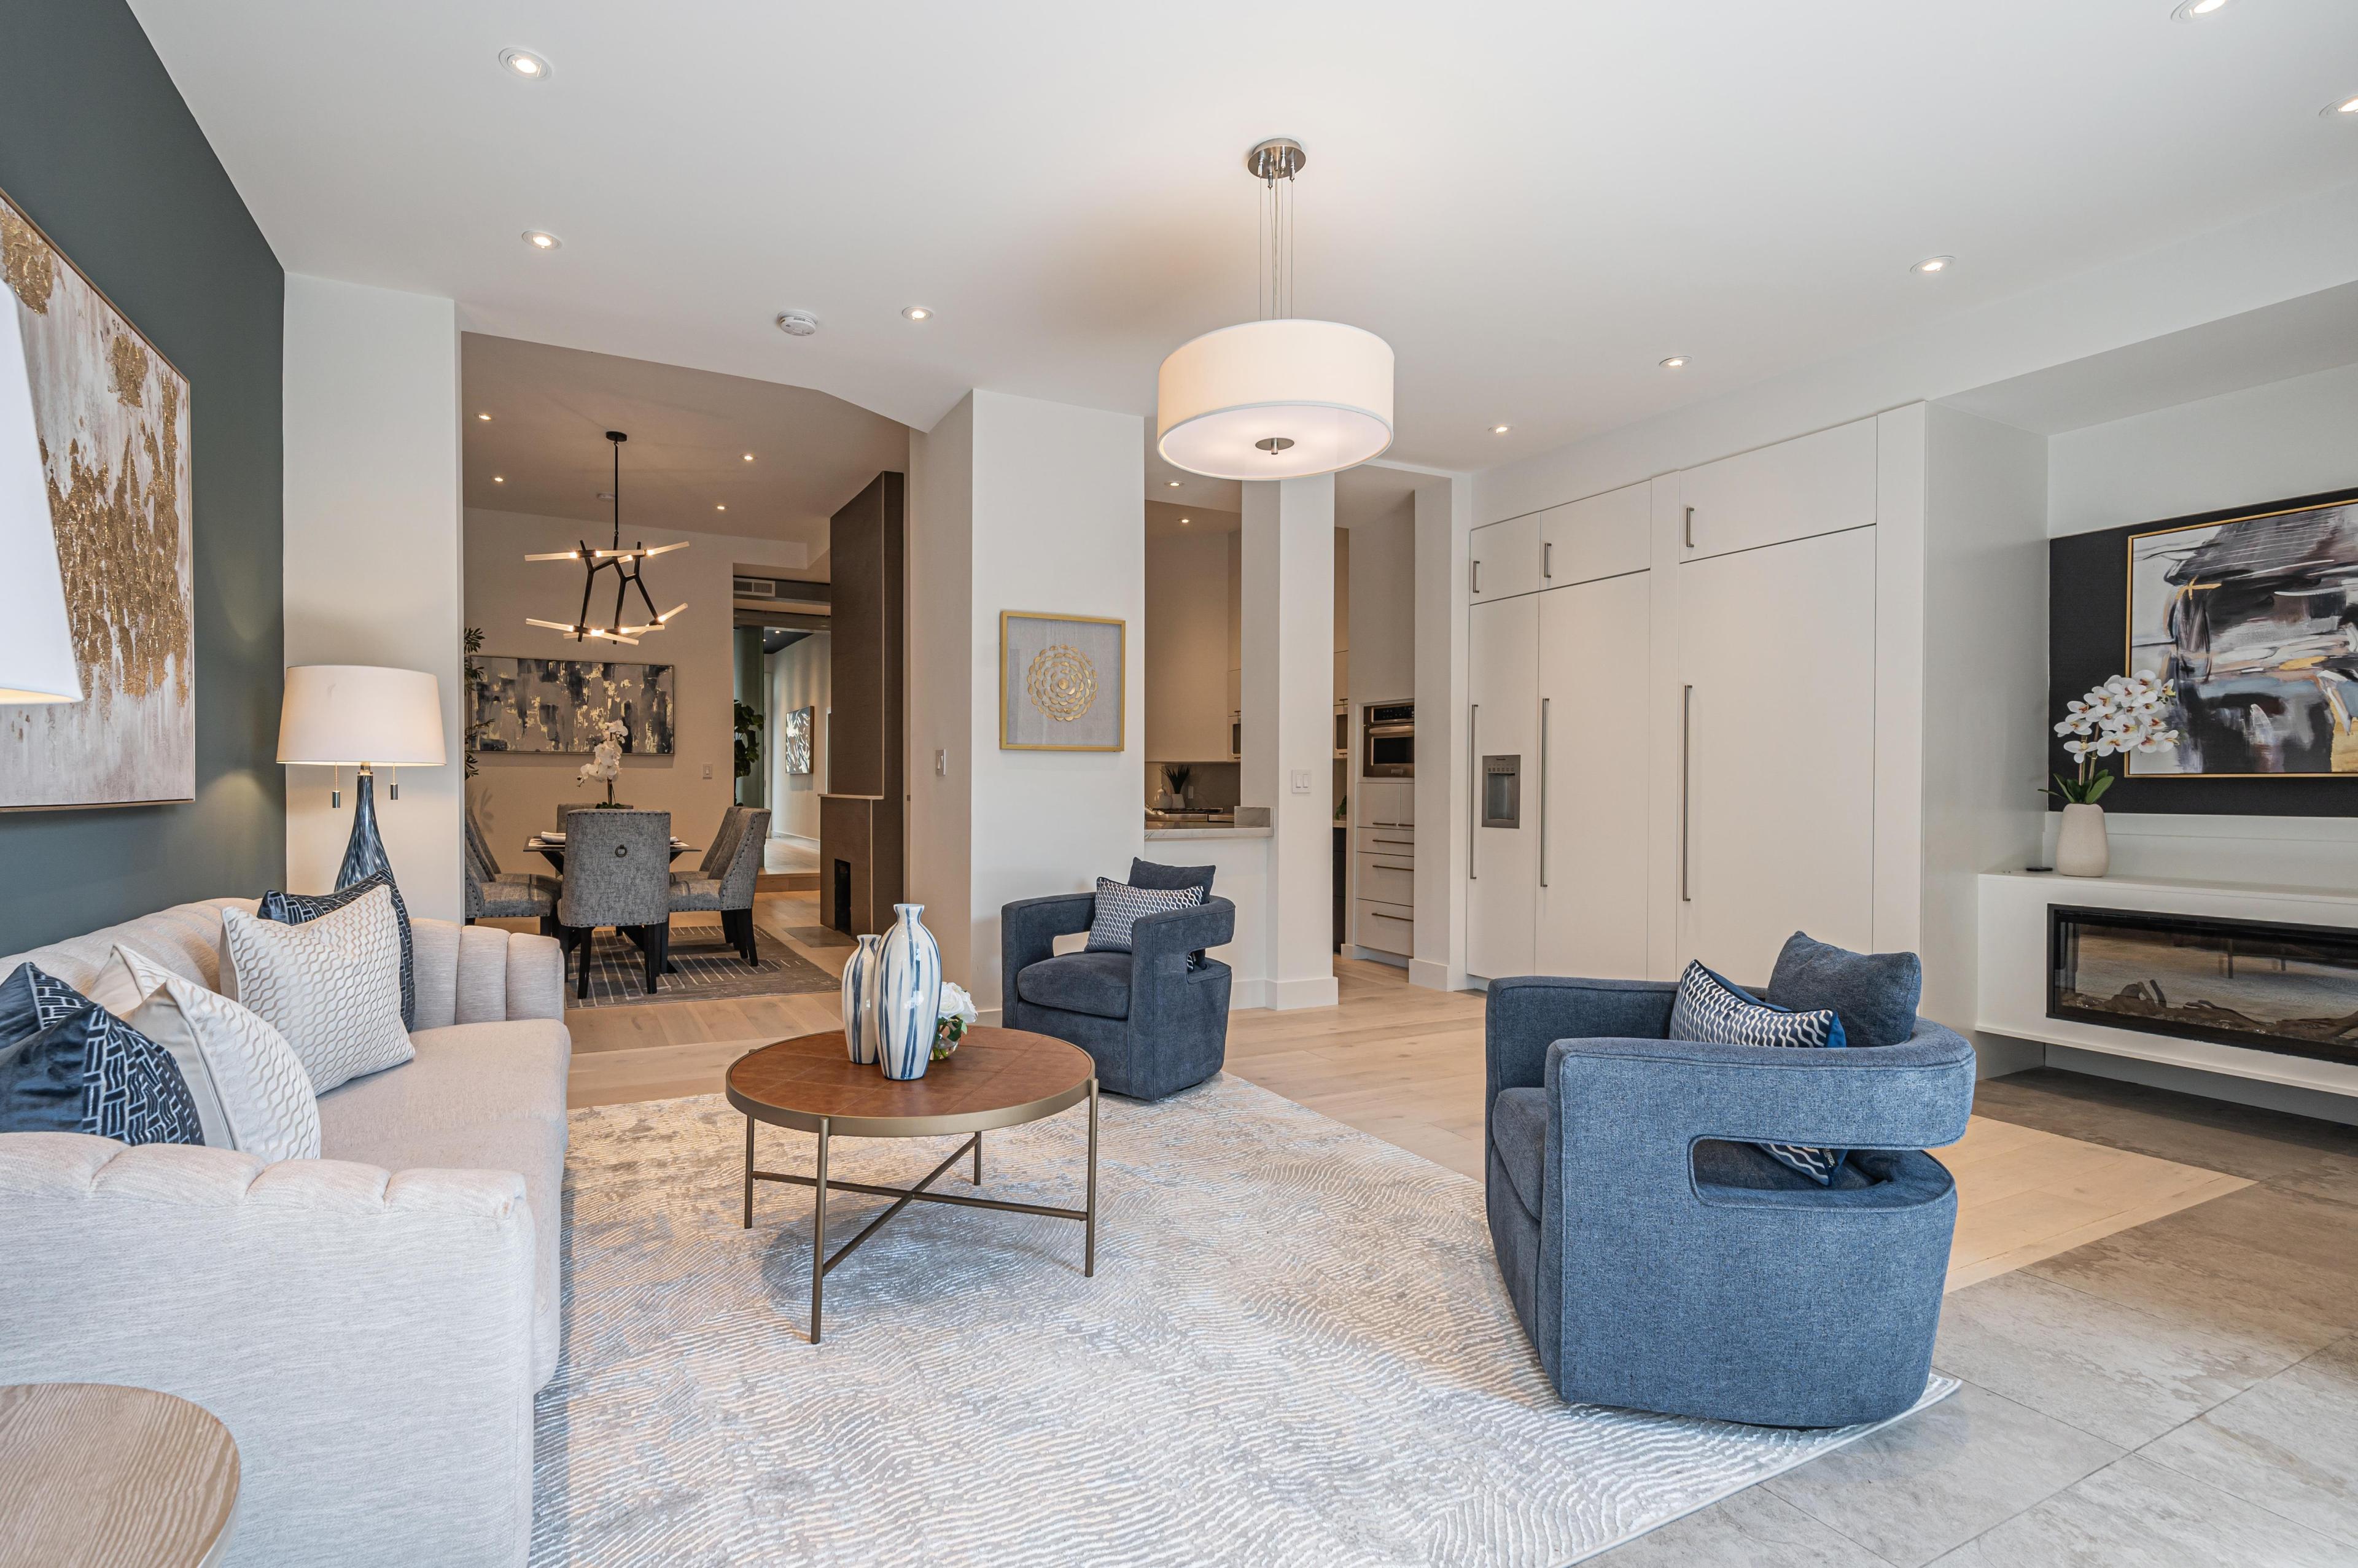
[524,430,687,646]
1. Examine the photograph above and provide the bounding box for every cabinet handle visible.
[1374,860,1412,871]
[1372,837,1414,846]
[1468,703,1479,880]
[1543,541,1552,579]
[1538,695,1550,888]
[1471,559,1482,594]
[1368,910,1411,923]
[1679,683,1694,903]
[1684,506,1695,550]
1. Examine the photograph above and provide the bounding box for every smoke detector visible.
[774,311,820,337]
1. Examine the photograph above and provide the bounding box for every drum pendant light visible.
[1157,139,1394,481]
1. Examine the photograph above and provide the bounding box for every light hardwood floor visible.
[548,893,2247,1291]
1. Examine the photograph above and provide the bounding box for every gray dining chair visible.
[555,809,674,999]
[464,804,554,930]
[669,806,769,966]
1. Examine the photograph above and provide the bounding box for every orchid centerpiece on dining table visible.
[576,718,629,807]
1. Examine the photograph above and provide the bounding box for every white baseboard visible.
[2042,1043,2358,1127]
[1227,977,1267,1010]
[1264,975,1340,1011]
[1349,946,1408,970]
[1408,958,1466,993]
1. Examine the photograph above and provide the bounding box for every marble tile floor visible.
[1598,1069,2358,1567]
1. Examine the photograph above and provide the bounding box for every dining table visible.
[524,834,700,874]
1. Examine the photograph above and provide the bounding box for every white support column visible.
[282,275,464,921]
[1411,476,1471,992]
[1241,474,1338,1010]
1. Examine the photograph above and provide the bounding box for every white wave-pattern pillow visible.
[109,944,322,1163]
[220,886,412,1094]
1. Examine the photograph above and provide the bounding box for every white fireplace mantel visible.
[1977,869,2358,1100]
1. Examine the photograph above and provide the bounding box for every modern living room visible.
[6,4,2358,1567]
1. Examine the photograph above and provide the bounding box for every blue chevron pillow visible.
[1668,961,1850,1185]
[0,963,203,1146]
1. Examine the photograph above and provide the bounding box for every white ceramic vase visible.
[840,933,882,1063]
[2056,802,2110,878]
[874,904,943,1081]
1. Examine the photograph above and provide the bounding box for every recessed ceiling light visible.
[499,49,551,79]
[901,306,933,322]
[715,504,727,511]
[776,310,820,336]
[2169,0,2226,18]
[1490,425,1511,435]
[1659,355,1689,369]
[742,453,755,462]
[1912,255,1954,274]
[1165,479,1181,488]
[476,412,492,421]
[2325,95,2358,118]
[523,230,562,251]
[1180,517,1191,525]
[492,475,505,483]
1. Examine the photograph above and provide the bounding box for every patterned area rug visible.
[532,1076,1954,1566]
[567,923,836,1008]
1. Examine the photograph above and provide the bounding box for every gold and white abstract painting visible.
[1,188,195,807]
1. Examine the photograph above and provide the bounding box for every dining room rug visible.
[566,922,836,1008]
[531,1074,1954,1566]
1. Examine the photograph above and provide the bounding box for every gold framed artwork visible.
[999,611,1124,751]
[1,183,195,809]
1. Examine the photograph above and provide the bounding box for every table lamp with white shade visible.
[0,295,83,705]
[278,665,445,888]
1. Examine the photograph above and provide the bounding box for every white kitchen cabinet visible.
[1469,512,1543,603]
[1675,525,1878,982]
[1534,570,1652,980]
[1355,778,1414,828]
[1466,594,1538,977]
[1355,853,1415,907]
[1353,899,1415,956]
[1677,416,1877,562]
[1540,481,1650,589]
[1353,825,1415,858]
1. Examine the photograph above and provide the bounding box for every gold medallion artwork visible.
[1025,643,1099,723]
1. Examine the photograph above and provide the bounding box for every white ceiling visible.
[132,1,2358,472]
[461,333,906,564]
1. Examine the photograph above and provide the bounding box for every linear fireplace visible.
[2048,904,2358,1068]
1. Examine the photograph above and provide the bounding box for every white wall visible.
[1411,477,1474,993]
[767,631,830,840]
[1347,499,1415,705]
[908,390,1143,1017]
[2044,360,2358,891]
[461,507,806,865]
[1143,530,1232,762]
[282,276,464,920]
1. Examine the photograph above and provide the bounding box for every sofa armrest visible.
[1001,893,1096,1012]
[1485,976,1677,1108]
[0,1133,536,1568]
[414,916,564,1027]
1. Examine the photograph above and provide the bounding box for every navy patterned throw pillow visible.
[1667,961,1850,1185]
[1084,878,1206,955]
[0,963,203,1146]
[262,871,415,1029]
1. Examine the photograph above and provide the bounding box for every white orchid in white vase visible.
[932,980,979,1061]
[2049,672,2180,804]
[575,718,629,807]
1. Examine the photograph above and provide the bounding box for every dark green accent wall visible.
[0,1,285,953]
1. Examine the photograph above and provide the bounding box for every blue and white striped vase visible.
[873,903,943,1081]
[840,934,882,1064]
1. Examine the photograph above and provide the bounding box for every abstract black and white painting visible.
[2128,497,2358,777]
[472,657,675,755]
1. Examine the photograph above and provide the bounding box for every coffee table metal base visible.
[742,1079,1098,1343]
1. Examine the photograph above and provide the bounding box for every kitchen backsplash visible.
[1146,761,1241,809]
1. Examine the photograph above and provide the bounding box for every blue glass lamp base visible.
[337,768,394,890]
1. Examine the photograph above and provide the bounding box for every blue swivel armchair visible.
[1484,976,1974,1427]
[1001,859,1236,1101]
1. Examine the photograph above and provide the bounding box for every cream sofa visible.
[0,898,567,1568]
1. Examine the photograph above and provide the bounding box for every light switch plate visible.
[936,748,947,777]
[702,763,713,779]
[1290,769,1312,794]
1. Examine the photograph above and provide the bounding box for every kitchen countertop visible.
[1144,824,1272,840]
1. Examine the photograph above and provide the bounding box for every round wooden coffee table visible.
[726,1025,1098,1343]
[0,1383,239,1567]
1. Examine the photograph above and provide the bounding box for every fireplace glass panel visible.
[2047,904,2358,1068]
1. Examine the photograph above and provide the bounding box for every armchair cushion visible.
[1667,961,1848,1184]
[1490,1086,1547,1219]
[1015,952,1132,1020]
[1084,878,1204,955]
[1767,931,1923,1050]
[1127,858,1215,896]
